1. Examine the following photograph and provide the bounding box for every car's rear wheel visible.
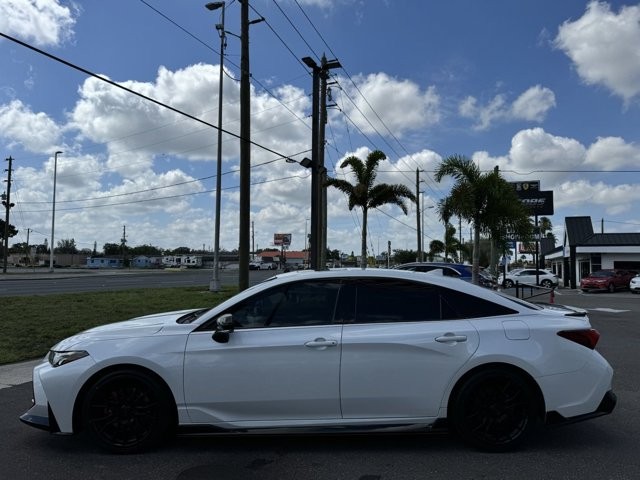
[451,368,539,452]
[608,283,615,293]
[82,370,173,453]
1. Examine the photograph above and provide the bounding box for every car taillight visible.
[557,329,600,349]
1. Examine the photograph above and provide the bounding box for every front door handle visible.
[435,333,468,343]
[305,338,338,349]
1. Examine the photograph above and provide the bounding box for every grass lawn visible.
[0,286,236,365]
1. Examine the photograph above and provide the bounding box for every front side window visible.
[223,280,342,328]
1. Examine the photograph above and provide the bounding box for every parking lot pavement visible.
[0,359,39,390]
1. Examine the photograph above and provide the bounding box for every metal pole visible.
[49,151,62,272]
[206,1,226,292]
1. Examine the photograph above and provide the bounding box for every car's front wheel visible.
[503,280,514,288]
[450,368,539,452]
[540,279,553,288]
[82,370,174,453]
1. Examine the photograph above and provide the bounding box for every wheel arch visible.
[446,362,546,421]
[72,363,178,433]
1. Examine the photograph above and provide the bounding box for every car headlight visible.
[48,350,89,368]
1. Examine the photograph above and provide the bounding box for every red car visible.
[580,269,635,293]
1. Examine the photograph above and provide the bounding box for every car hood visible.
[52,309,200,350]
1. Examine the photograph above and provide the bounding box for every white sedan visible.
[21,269,615,453]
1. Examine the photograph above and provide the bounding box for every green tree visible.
[435,155,531,284]
[392,249,417,265]
[56,238,78,254]
[103,243,121,256]
[0,219,18,241]
[129,244,163,256]
[326,150,416,269]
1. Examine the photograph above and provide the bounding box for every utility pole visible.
[318,54,340,269]
[2,156,14,274]
[416,169,421,262]
[238,0,263,290]
[302,54,340,270]
[121,225,127,268]
[237,0,251,290]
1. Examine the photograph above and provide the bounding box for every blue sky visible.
[1,0,640,257]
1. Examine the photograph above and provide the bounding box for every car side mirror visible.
[212,313,235,343]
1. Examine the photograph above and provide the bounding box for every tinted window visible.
[439,288,517,318]
[349,278,517,324]
[223,280,341,328]
[353,278,441,323]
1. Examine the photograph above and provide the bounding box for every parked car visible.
[395,262,472,280]
[580,269,636,293]
[21,269,615,453]
[630,273,640,294]
[498,269,559,288]
[259,262,277,270]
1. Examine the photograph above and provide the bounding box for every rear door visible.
[338,278,480,419]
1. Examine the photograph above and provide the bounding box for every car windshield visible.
[591,271,613,278]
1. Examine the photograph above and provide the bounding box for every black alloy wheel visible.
[451,368,538,452]
[82,370,173,453]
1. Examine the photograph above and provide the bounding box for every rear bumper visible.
[546,390,617,425]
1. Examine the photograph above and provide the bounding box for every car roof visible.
[204,268,534,320]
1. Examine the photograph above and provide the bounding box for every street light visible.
[205,1,225,292]
[49,151,62,272]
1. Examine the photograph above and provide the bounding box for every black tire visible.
[608,283,615,293]
[451,368,539,452]
[504,280,514,288]
[540,279,552,288]
[82,370,173,453]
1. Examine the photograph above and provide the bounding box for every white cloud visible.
[459,85,556,130]
[340,73,441,136]
[0,0,76,47]
[585,136,640,170]
[511,85,556,122]
[0,100,62,152]
[555,1,640,104]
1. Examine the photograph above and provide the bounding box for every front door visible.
[183,280,343,424]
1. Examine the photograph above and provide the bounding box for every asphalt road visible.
[1,279,639,479]
[0,268,276,296]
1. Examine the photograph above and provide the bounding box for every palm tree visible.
[326,150,416,269]
[434,155,531,284]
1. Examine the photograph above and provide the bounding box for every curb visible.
[0,359,39,390]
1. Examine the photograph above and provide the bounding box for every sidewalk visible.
[0,359,40,390]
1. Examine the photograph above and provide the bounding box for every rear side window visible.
[438,288,517,318]
[349,278,517,324]
[353,278,441,323]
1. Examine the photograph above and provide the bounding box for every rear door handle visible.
[435,333,468,343]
